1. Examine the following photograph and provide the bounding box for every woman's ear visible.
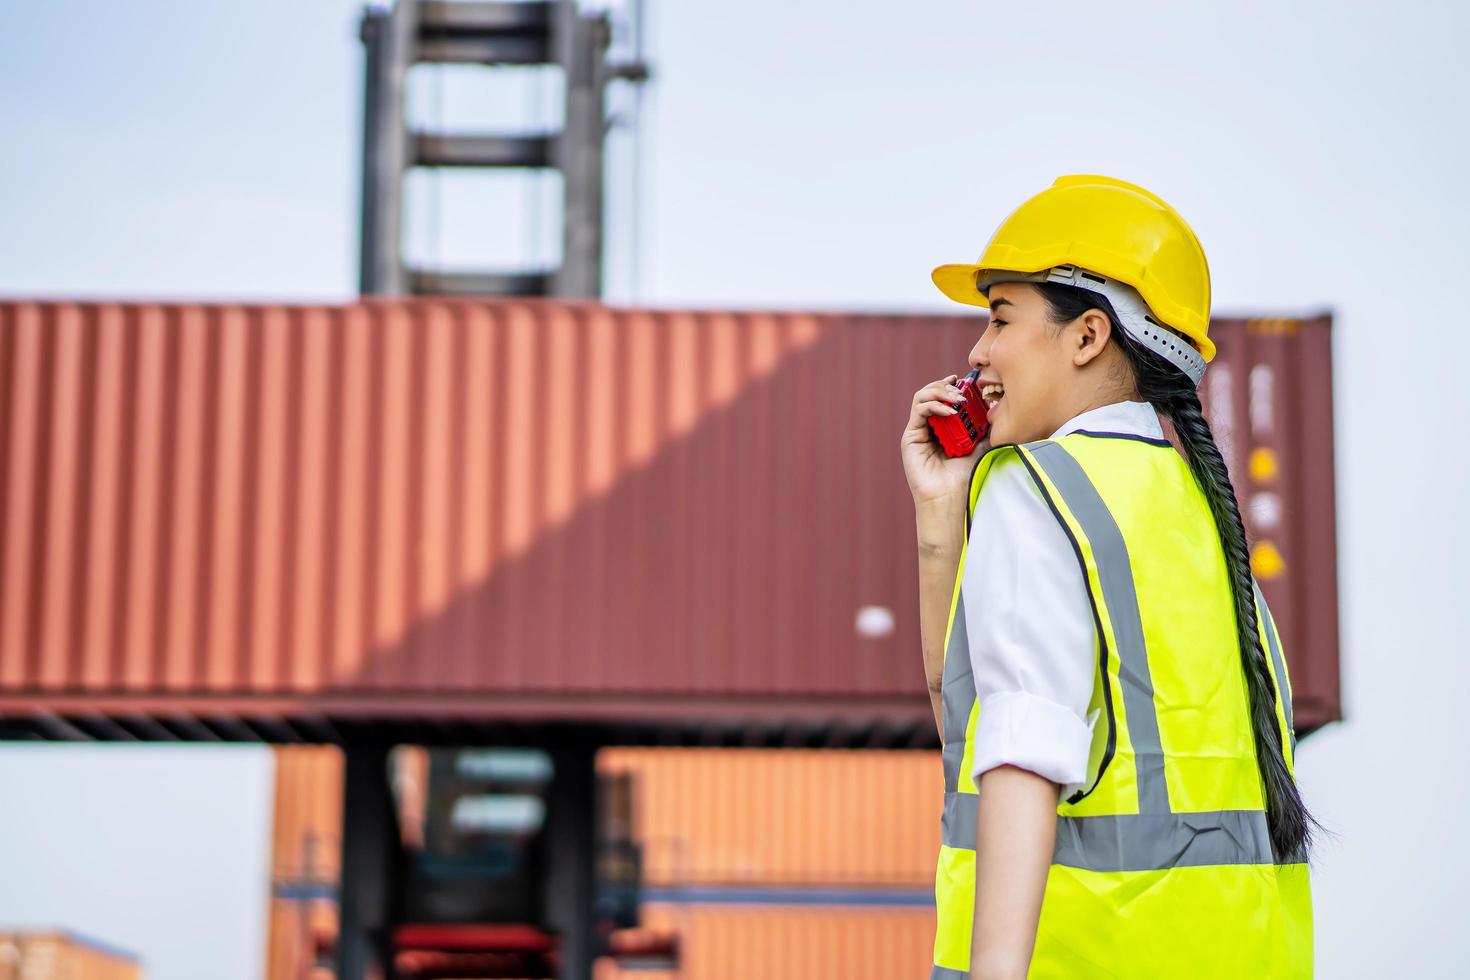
[1072,309,1113,368]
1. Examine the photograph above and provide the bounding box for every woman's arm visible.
[960,459,1094,978]
[915,496,967,735]
[901,372,989,736]
[971,765,1060,980]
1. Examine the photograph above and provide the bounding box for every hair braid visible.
[1156,388,1312,862]
[1037,282,1314,863]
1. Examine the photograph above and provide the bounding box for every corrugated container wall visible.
[1198,317,1340,728]
[266,747,343,980]
[0,301,1339,738]
[264,903,336,980]
[599,748,938,887]
[594,904,935,980]
[0,930,141,980]
[271,745,343,882]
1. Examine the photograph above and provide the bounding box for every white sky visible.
[2,1,1468,977]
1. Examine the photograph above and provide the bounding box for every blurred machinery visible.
[270,746,674,980]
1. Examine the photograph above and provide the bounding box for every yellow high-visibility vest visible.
[932,431,1312,979]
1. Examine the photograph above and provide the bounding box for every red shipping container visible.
[0,301,1338,738]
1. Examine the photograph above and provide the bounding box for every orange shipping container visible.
[270,745,343,882]
[599,748,939,887]
[595,904,935,980]
[267,747,343,980]
[0,930,141,980]
[264,899,337,980]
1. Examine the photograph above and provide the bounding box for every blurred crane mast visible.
[358,0,648,299]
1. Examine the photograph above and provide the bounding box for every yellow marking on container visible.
[1251,540,1287,580]
[1245,318,1301,336]
[1249,447,1279,483]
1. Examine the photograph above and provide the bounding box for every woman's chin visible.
[986,404,1047,446]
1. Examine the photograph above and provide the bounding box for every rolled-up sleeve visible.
[961,457,1096,792]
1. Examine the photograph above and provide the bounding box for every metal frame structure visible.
[359,1,642,298]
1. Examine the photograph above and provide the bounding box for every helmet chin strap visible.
[976,265,1208,386]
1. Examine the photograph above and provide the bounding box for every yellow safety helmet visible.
[932,174,1215,364]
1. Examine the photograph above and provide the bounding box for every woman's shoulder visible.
[963,443,1083,606]
[975,441,1050,494]
[969,445,1052,534]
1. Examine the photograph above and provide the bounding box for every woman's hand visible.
[901,374,991,507]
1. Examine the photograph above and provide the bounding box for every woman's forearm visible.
[972,765,1059,980]
[915,496,967,736]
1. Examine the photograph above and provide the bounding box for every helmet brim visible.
[930,264,990,308]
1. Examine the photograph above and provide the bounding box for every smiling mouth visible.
[981,383,1005,411]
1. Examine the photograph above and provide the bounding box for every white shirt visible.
[961,400,1165,798]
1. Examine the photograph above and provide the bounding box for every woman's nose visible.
[970,335,989,370]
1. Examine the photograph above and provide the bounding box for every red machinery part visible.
[394,923,554,953]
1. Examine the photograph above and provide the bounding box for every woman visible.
[901,175,1313,979]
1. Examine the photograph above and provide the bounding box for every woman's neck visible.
[1054,382,1142,432]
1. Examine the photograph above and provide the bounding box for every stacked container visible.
[596,748,939,979]
[267,746,941,978]
[0,931,141,980]
[266,746,343,980]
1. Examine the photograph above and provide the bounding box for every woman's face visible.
[968,282,1094,446]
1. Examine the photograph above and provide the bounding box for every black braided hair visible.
[1037,281,1314,864]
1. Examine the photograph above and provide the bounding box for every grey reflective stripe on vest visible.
[941,737,967,796]
[1024,441,1170,814]
[931,966,969,980]
[940,586,977,794]
[1052,808,1285,870]
[941,791,977,850]
[940,790,1284,869]
[1253,577,1297,753]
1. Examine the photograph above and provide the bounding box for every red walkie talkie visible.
[927,368,990,458]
